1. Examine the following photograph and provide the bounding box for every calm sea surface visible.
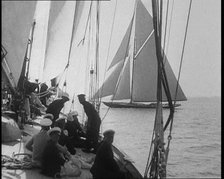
[99,97,221,178]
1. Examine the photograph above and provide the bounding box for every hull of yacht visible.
[103,101,181,108]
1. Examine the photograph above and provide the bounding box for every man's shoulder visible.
[47,99,63,107]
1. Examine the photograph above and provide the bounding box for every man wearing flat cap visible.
[41,127,66,178]
[25,117,52,167]
[77,94,101,153]
[90,129,125,179]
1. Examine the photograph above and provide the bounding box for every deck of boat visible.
[2,122,94,179]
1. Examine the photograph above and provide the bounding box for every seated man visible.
[65,111,86,148]
[55,117,77,155]
[90,129,125,179]
[25,118,52,167]
[41,127,66,178]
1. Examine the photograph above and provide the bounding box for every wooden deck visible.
[2,123,94,179]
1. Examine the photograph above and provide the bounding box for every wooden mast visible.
[149,0,166,178]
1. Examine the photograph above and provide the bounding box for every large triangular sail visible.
[96,0,186,103]
[94,17,134,99]
[132,0,186,102]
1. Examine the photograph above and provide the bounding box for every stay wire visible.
[165,0,193,167]
[100,0,118,122]
[174,0,192,105]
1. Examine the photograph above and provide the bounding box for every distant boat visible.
[94,0,187,109]
[103,101,181,108]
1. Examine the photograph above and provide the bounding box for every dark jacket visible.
[82,101,101,132]
[46,99,65,123]
[90,141,122,179]
[41,139,65,177]
[65,118,83,139]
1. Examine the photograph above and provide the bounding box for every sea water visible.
[100,97,221,178]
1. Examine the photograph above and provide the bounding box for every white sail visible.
[96,0,186,103]
[42,1,77,83]
[40,1,92,114]
[135,0,154,52]
[2,1,37,86]
[133,0,186,102]
[28,1,51,82]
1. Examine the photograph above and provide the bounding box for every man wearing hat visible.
[25,117,52,167]
[46,92,69,127]
[90,129,125,179]
[41,127,66,178]
[65,111,86,148]
[55,116,77,155]
[77,94,101,153]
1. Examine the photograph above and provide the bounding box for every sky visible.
[28,0,221,98]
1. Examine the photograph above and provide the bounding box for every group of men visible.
[25,92,125,178]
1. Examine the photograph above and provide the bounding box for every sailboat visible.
[94,0,187,109]
[2,0,193,178]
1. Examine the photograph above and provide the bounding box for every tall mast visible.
[149,0,166,178]
[95,0,100,112]
[25,20,36,79]
[130,0,137,104]
[17,20,36,91]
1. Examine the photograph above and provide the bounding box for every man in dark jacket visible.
[41,127,66,178]
[90,129,125,179]
[65,111,86,148]
[77,94,101,153]
[46,92,69,127]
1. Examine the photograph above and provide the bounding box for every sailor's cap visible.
[43,113,54,120]
[103,129,115,137]
[47,127,61,136]
[39,118,52,126]
[62,92,69,100]
[77,94,85,98]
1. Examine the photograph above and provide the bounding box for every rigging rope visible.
[163,0,175,66]
[164,0,192,166]
[144,0,192,178]
[164,0,192,131]
[100,0,118,122]
[161,0,170,65]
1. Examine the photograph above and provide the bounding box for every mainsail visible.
[42,1,77,83]
[2,1,37,87]
[28,1,51,82]
[95,0,187,103]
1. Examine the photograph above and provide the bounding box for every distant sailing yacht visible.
[94,0,187,108]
